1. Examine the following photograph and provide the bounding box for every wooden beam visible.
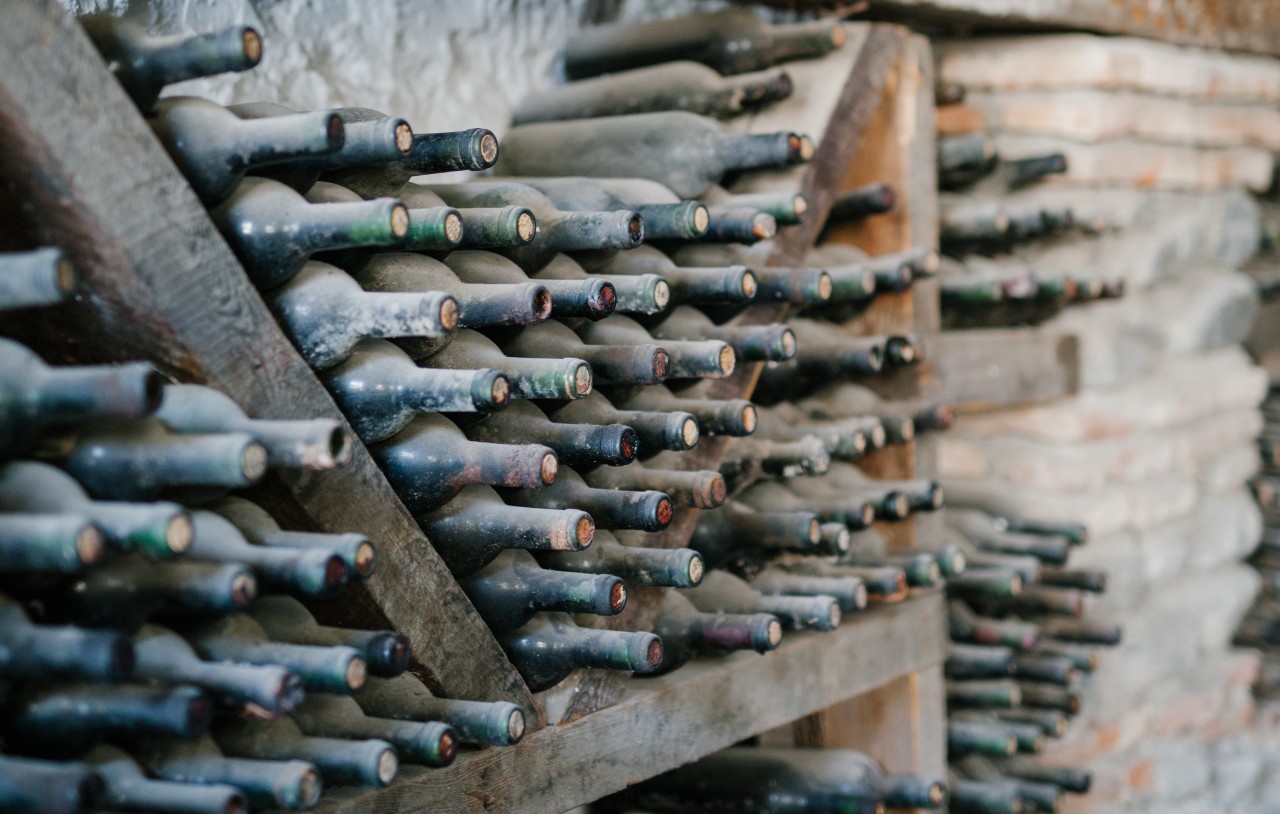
[301,593,948,814]
[0,0,538,714]
[930,328,1081,411]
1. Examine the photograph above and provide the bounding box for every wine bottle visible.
[785,560,907,603]
[131,624,303,716]
[562,10,845,78]
[0,338,163,458]
[209,178,409,290]
[417,485,593,577]
[946,679,1021,709]
[323,339,509,443]
[949,601,1039,650]
[543,391,699,453]
[0,754,105,814]
[946,567,1024,600]
[1003,153,1069,187]
[938,133,998,189]
[651,590,781,673]
[947,720,1020,758]
[505,465,673,532]
[582,460,727,508]
[213,716,397,788]
[358,673,526,746]
[497,612,662,691]
[690,502,823,568]
[1015,683,1082,715]
[978,708,1068,738]
[1032,639,1100,672]
[827,182,896,223]
[41,418,267,501]
[955,757,1063,813]
[226,103,411,193]
[398,183,536,249]
[423,182,643,272]
[754,403,881,460]
[210,497,375,580]
[184,614,367,694]
[605,384,755,438]
[290,695,456,768]
[533,253,669,316]
[668,243,832,304]
[0,513,102,574]
[496,112,810,199]
[3,684,210,757]
[750,566,868,612]
[687,570,840,632]
[503,321,668,386]
[993,757,1092,794]
[0,596,133,682]
[135,735,322,811]
[319,118,499,198]
[971,586,1086,619]
[721,436,831,481]
[459,548,625,634]
[40,556,256,629]
[646,306,796,362]
[579,244,757,305]
[155,383,350,471]
[1037,568,1107,593]
[185,511,348,598]
[0,247,77,311]
[460,399,637,467]
[1009,654,1079,686]
[580,315,734,379]
[947,777,1023,814]
[149,97,343,206]
[945,511,1071,565]
[87,744,247,814]
[1035,617,1122,646]
[414,328,590,401]
[370,413,557,514]
[706,187,809,225]
[79,15,261,111]
[537,529,704,589]
[703,205,778,243]
[267,261,456,370]
[498,176,709,242]
[616,746,944,813]
[247,595,409,678]
[444,250,617,320]
[514,62,792,123]
[304,180,462,257]
[947,643,1016,680]
[738,479,876,531]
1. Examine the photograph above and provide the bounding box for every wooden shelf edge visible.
[929,326,1081,412]
[306,591,948,814]
[0,0,539,716]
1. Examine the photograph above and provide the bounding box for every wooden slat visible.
[930,327,1081,411]
[0,0,538,715]
[304,592,948,814]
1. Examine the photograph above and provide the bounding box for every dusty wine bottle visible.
[267,262,457,370]
[650,590,781,673]
[210,497,375,580]
[562,10,845,78]
[79,15,261,111]
[306,181,462,255]
[580,245,757,305]
[690,502,822,570]
[357,673,526,747]
[290,695,456,768]
[738,479,876,531]
[416,485,593,577]
[135,735,322,811]
[185,511,347,598]
[459,549,625,634]
[0,247,77,312]
[702,205,778,243]
[155,383,349,471]
[414,328,590,401]
[947,777,1023,814]
[496,112,811,199]
[3,683,210,757]
[184,614,367,694]
[937,133,998,188]
[993,757,1092,794]
[947,721,1020,758]
[0,596,133,683]
[606,384,755,437]
[949,601,1039,651]
[460,399,637,467]
[706,187,809,225]
[946,679,1022,709]
[0,754,105,814]
[500,176,709,242]
[582,460,727,509]
[947,643,1016,680]
[514,61,793,123]
[947,568,1024,600]
[209,178,409,290]
[579,315,734,379]
[667,243,832,304]
[720,436,831,480]
[319,116,498,198]
[213,716,397,789]
[533,253,669,316]
[445,250,617,320]
[497,612,663,691]
[537,529,704,589]
[503,321,667,386]
[687,570,840,632]
[956,761,1061,814]
[754,403,881,460]
[750,566,868,613]
[370,413,557,514]
[149,97,343,206]
[505,466,673,532]
[248,595,409,678]
[827,182,897,223]
[131,624,303,716]
[543,391,699,453]
[398,183,536,249]
[0,513,103,574]
[323,339,509,443]
[647,306,796,362]
[87,744,247,814]
[41,419,267,501]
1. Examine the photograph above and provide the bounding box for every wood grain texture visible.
[0,0,537,715]
[301,592,948,814]
[930,327,1081,411]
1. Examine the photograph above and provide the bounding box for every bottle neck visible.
[540,210,644,252]
[713,131,808,175]
[142,27,261,89]
[34,362,162,423]
[235,111,345,172]
[398,129,499,174]
[294,199,409,256]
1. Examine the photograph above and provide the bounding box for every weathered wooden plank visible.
[0,0,537,713]
[303,592,948,814]
[936,103,988,136]
[930,328,1081,411]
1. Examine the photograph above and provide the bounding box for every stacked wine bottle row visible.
[933,107,1127,331]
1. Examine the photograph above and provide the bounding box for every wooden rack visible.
[0,4,950,812]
